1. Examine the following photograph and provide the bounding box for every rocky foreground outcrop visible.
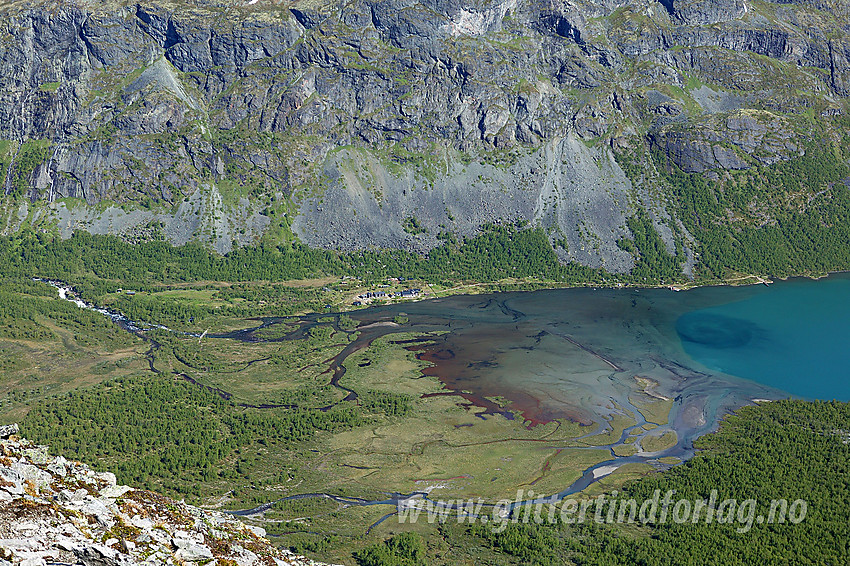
[0,424,334,566]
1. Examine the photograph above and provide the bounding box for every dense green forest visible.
[20,375,363,496]
[621,209,684,283]
[659,145,850,279]
[356,533,427,566]
[451,400,849,566]
[0,277,132,345]
[0,223,616,305]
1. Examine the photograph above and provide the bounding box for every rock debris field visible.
[0,424,336,566]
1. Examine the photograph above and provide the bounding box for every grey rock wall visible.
[0,0,848,267]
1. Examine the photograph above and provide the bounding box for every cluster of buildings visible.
[352,288,423,306]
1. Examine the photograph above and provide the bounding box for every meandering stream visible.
[42,274,850,525]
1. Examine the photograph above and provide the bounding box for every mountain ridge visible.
[1,0,850,278]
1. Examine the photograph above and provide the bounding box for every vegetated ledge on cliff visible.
[0,424,336,566]
[0,0,849,277]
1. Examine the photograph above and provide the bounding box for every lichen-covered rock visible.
[0,426,18,440]
[0,430,336,566]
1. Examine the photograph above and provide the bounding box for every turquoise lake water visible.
[677,274,850,401]
[334,272,850,456]
[50,271,849,500]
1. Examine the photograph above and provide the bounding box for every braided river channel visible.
[44,274,850,517]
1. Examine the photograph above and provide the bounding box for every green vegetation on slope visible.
[0,223,608,295]
[0,277,131,345]
[5,140,51,198]
[661,145,850,279]
[21,374,363,497]
[452,400,849,565]
[622,209,683,283]
[356,533,426,566]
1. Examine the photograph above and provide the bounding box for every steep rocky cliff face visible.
[1,0,849,273]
